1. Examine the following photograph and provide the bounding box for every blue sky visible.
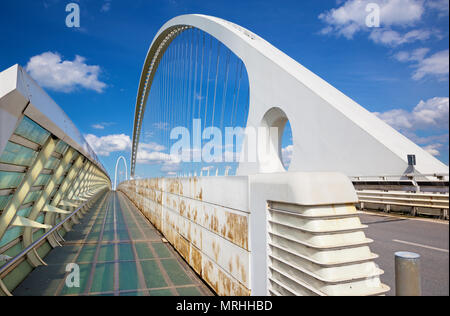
[0,0,448,181]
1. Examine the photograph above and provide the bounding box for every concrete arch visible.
[114,156,128,191]
[131,14,448,177]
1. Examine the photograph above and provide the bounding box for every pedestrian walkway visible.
[13,191,213,296]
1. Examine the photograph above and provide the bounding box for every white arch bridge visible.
[0,14,448,297]
[119,14,448,296]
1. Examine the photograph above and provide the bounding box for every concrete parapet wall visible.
[119,176,251,296]
[119,172,389,296]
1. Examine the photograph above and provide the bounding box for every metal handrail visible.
[350,173,449,180]
[0,189,106,277]
[357,191,449,205]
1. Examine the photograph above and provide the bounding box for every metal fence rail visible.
[357,190,449,219]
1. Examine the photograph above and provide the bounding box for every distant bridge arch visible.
[131,14,447,178]
[114,156,128,191]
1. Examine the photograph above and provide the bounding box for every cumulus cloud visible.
[282,145,293,168]
[394,49,449,80]
[375,97,449,131]
[26,52,107,93]
[375,97,449,157]
[412,49,449,80]
[139,142,166,152]
[426,0,449,16]
[369,28,434,46]
[319,0,425,39]
[137,147,181,172]
[85,134,131,156]
[423,143,443,156]
[319,0,444,48]
[394,47,430,62]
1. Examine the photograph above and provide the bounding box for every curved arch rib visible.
[131,14,448,178]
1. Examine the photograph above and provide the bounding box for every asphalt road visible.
[359,212,449,296]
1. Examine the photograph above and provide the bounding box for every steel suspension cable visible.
[204,35,213,131]
[219,50,231,130]
[211,42,221,128]
[198,31,205,123]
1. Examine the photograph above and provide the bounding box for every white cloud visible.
[85,134,131,156]
[319,0,425,39]
[139,142,166,152]
[137,141,180,173]
[375,97,449,157]
[375,97,449,131]
[394,49,449,80]
[282,145,293,168]
[423,143,443,156]
[426,0,449,16]
[412,49,449,80]
[369,28,433,46]
[394,47,430,62]
[92,122,115,130]
[137,147,181,172]
[92,124,105,130]
[26,52,107,93]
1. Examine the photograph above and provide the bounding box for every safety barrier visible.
[119,172,389,296]
[356,190,449,219]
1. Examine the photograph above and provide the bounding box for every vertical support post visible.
[70,163,92,200]
[44,153,83,243]
[395,251,421,296]
[66,161,90,200]
[41,148,74,248]
[23,142,74,267]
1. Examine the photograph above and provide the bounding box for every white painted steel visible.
[0,65,108,176]
[131,14,448,178]
[357,190,449,218]
[114,156,128,191]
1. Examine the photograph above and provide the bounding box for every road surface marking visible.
[393,239,449,253]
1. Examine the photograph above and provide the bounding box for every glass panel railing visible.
[44,156,59,170]
[22,190,42,205]
[0,195,12,213]
[0,142,38,167]
[33,174,52,187]
[55,140,69,155]
[0,171,25,189]
[14,116,50,146]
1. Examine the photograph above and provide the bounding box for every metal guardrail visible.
[357,190,449,218]
[0,189,107,295]
[351,173,449,181]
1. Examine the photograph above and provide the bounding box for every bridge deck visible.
[13,191,213,296]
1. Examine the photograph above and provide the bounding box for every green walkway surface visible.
[13,192,213,296]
